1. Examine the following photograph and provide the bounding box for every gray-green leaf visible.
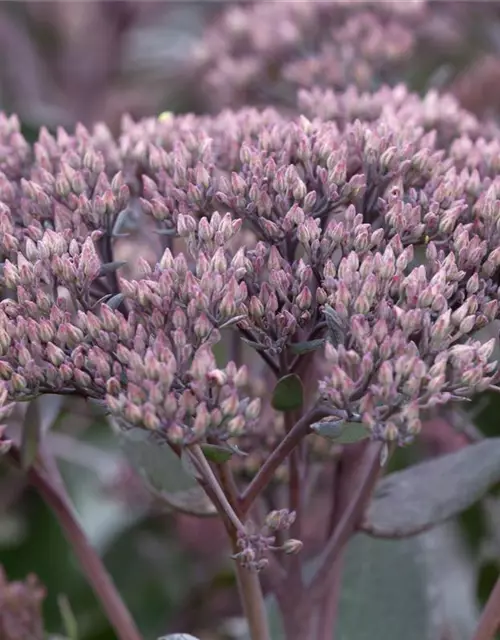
[21,399,42,469]
[200,443,233,463]
[362,438,500,538]
[323,305,346,347]
[260,534,430,640]
[271,374,304,411]
[120,429,215,517]
[21,395,64,468]
[289,339,326,355]
[311,419,371,444]
[97,261,127,277]
[106,293,125,310]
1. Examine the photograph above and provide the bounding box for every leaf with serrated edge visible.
[271,374,304,411]
[362,438,500,538]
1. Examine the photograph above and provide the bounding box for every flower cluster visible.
[0,567,45,640]
[1,79,500,454]
[188,0,426,112]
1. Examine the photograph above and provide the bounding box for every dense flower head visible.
[1,81,500,453]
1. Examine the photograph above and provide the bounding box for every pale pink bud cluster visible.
[318,243,498,444]
[188,0,424,112]
[1,76,500,460]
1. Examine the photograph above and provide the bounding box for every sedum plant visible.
[3,3,500,640]
[2,85,500,639]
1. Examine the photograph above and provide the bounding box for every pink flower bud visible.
[46,342,65,366]
[296,286,312,311]
[11,373,27,393]
[282,539,303,555]
[79,238,101,281]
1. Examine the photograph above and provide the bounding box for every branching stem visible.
[240,405,337,515]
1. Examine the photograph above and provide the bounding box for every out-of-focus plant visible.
[188,0,425,113]
[0,1,218,132]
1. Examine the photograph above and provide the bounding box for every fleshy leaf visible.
[97,261,127,277]
[311,419,371,443]
[106,293,125,310]
[200,443,233,463]
[323,305,346,347]
[271,374,304,411]
[290,339,326,355]
[157,487,216,517]
[260,534,430,640]
[180,449,204,481]
[241,337,267,352]
[121,430,215,516]
[21,399,42,469]
[362,438,500,538]
[333,535,429,639]
[21,394,64,468]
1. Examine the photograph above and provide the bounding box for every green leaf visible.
[260,534,430,640]
[241,337,267,351]
[180,448,204,481]
[289,339,326,355]
[106,293,125,310]
[200,443,233,463]
[112,207,138,237]
[333,535,430,640]
[362,438,500,538]
[38,395,64,434]
[323,305,346,347]
[121,429,215,516]
[157,487,216,517]
[152,227,177,236]
[311,419,371,444]
[121,429,196,492]
[271,374,304,411]
[97,261,127,277]
[57,594,78,640]
[21,399,42,469]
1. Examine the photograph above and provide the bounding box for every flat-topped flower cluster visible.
[1,81,500,458]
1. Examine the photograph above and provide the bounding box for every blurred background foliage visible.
[4,1,500,639]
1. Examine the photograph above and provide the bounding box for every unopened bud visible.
[282,539,303,555]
